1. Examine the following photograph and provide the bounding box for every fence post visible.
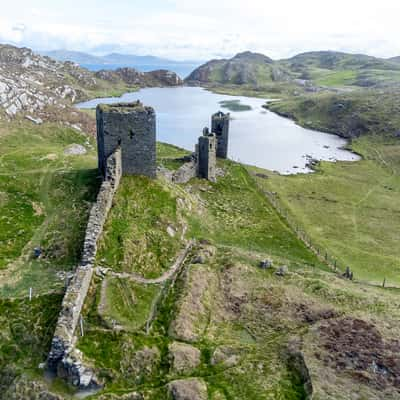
[80,315,84,337]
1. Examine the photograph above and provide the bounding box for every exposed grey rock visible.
[64,144,87,155]
[259,259,273,269]
[25,115,43,124]
[284,339,313,399]
[275,265,288,276]
[211,346,239,367]
[169,341,201,373]
[167,378,208,400]
[167,225,177,237]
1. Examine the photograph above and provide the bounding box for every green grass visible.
[0,120,99,298]
[313,69,358,87]
[187,161,322,268]
[266,89,400,138]
[0,294,62,388]
[251,135,400,285]
[96,175,183,278]
[103,278,161,331]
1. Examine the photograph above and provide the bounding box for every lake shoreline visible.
[76,86,360,174]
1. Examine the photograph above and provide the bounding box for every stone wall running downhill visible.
[47,148,122,388]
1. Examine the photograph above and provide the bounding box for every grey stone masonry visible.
[47,149,122,389]
[96,101,156,178]
[211,111,230,159]
[197,128,216,182]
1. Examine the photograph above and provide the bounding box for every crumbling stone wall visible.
[212,111,230,159]
[197,128,216,182]
[47,148,122,388]
[96,101,156,178]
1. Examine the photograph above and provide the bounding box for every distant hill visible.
[0,44,183,120]
[389,56,400,63]
[186,50,400,89]
[283,51,398,70]
[185,51,290,86]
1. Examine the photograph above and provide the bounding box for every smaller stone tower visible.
[212,111,230,159]
[96,101,156,178]
[197,127,216,182]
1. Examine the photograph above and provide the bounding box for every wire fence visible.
[255,182,399,290]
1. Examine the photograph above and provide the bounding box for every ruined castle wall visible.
[97,102,156,178]
[212,112,230,159]
[48,148,122,387]
[198,134,216,182]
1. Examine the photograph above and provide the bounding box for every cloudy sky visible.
[1,0,400,61]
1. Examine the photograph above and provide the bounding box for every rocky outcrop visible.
[167,378,208,400]
[0,44,183,119]
[168,342,201,373]
[95,67,183,87]
[47,148,122,388]
[283,339,313,399]
[185,51,289,86]
[0,44,96,117]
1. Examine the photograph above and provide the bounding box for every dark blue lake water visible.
[77,87,360,174]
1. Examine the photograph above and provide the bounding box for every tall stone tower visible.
[197,127,216,182]
[96,101,156,178]
[211,111,230,159]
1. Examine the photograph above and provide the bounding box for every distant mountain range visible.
[41,49,201,67]
[186,50,400,89]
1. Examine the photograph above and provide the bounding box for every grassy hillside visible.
[1,128,400,399]
[0,119,99,298]
[266,89,400,138]
[186,50,400,91]
[249,135,400,286]
[74,150,400,400]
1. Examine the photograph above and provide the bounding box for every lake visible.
[77,87,360,174]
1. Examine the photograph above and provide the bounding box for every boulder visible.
[275,265,288,276]
[211,346,239,367]
[167,378,208,400]
[64,144,87,155]
[169,341,201,373]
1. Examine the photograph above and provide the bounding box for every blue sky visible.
[1,0,400,60]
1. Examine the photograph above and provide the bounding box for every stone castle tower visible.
[96,101,156,178]
[197,127,216,182]
[212,111,230,159]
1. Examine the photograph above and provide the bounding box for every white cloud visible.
[0,0,400,60]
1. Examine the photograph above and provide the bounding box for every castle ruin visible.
[212,111,230,159]
[196,127,217,182]
[47,105,230,388]
[96,101,156,178]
